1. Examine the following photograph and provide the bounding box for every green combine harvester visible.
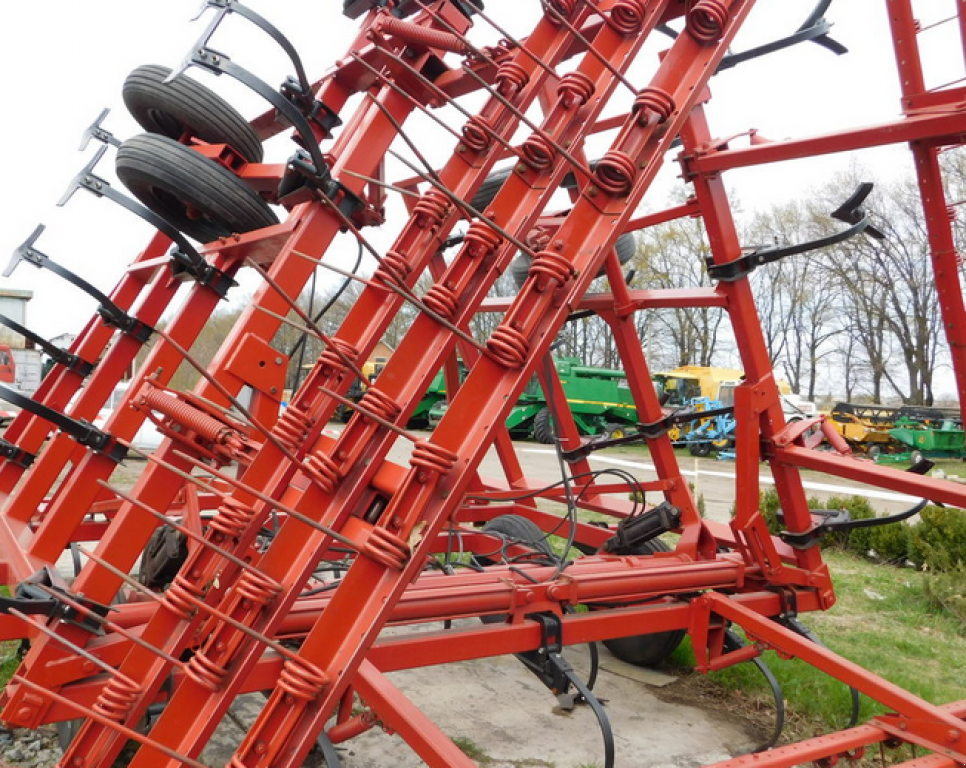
[426,356,638,441]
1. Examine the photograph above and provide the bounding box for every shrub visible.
[921,566,966,632]
[908,506,966,572]
[865,522,913,564]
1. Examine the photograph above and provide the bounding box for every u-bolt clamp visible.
[60,132,236,299]
[5,225,154,344]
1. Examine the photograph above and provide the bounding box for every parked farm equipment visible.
[0,2,965,768]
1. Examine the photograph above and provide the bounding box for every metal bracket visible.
[8,570,111,636]
[59,139,236,298]
[708,182,884,283]
[0,313,94,378]
[0,383,128,463]
[79,108,122,152]
[0,437,36,469]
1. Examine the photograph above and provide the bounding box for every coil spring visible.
[278,656,329,702]
[140,390,225,442]
[162,573,207,619]
[486,325,530,368]
[544,0,576,22]
[374,250,412,288]
[271,402,313,454]
[93,675,140,722]
[495,60,529,96]
[319,338,360,375]
[521,134,556,170]
[595,150,637,196]
[633,86,675,125]
[412,190,450,228]
[608,0,648,34]
[209,497,258,540]
[529,250,576,286]
[379,16,469,54]
[410,440,458,476]
[361,525,412,569]
[464,221,503,258]
[557,71,595,107]
[687,0,729,43]
[461,114,495,153]
[422,284,459,320]
[948,206,957,223]
[303,448,341,494]
[358,387,402,422]
[185,650,229,692]
[235,568,283,607]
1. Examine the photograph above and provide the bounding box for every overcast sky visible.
[0,1,960,391]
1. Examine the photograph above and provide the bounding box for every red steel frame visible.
[0,1,964,766]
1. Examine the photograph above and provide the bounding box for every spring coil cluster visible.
[687,0,729,43]
[558,71,595,108]
[529,250,576,288]
[521,134,556,170]
[318,338,359,376]
[633,86,675,126]
[303,448,342,494]
[413,190,450,228]
[374,249,412,289]
[461,114,496,153]
[358,386,402,423]
[93,674,141,722]
[410,440,458,476]
[463,221,503,258]
[209,497,258,540]
[271,403,313,454]
[278,655,330,701]
[544,0,576,22]
[595,150,637,196]
[495,60,529,96]
[235,568,284,607]
[361,525,412,570]
[422,284,459,320]
[486,326,530,368]
[608,0,649,34]
[162,573,207,619]
[185,649,228,692]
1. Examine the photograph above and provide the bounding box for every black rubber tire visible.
[868,445,882,461]
[474,514,554,567]
[123,64,263,163]
[532,408,555,444]
[688,441,712,457]
[116,133,278,243]
[470,167,513,211]
[601,538,687,667]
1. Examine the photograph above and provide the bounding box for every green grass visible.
[451,735,492,763]
[669,550,966,734]
[0,587,21,689]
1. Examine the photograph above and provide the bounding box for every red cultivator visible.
[1,1,964,766]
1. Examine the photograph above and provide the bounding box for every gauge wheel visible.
[116,133,278,243]
[123,64,263,163]
[532,408,555,444]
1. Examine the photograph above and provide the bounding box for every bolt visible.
[947,729,960,743]
[275,357,283,365]
[254,741,267,755]
[271,387,278,395]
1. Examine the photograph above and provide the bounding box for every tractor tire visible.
[123,64,264,163]
[532,408,555,444]
[116,133,278,243]
[868,445,882,461]
[688,441,712,457]
[470,167,512,211]
[473,514,554,568]
[601,538,686,667]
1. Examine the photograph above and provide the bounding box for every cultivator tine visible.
[78,107,122,151]
[0,313,94,377]
[5,225,153,341]
[0,383,128,462]
[56,143,108,207]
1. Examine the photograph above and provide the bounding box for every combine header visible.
[0,1,965,766]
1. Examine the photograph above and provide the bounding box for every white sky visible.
[0,1,961,392]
